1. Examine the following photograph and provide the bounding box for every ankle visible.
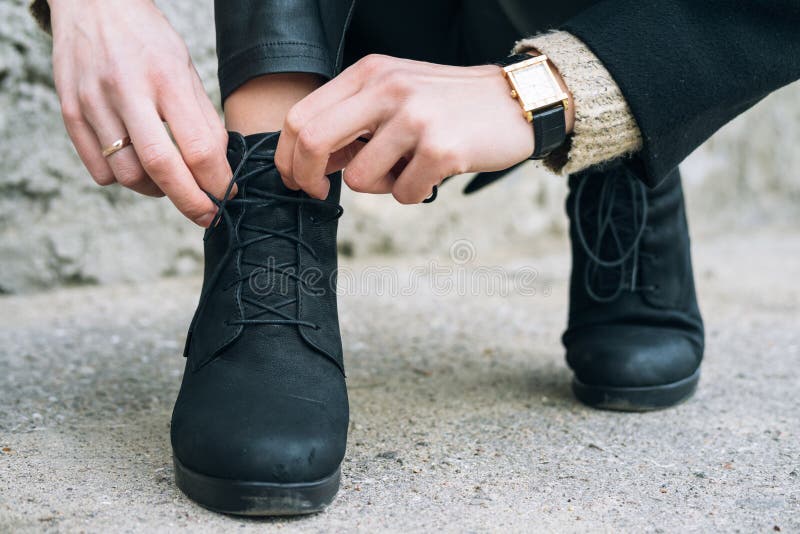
[223,73,324,134]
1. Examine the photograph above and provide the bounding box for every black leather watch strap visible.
[494,54,536,67]
[494,54,567,160]
[530,104,566,159]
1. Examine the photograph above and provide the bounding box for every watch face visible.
[509,62,563,110]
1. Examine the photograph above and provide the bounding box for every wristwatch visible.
[495,53,570,160]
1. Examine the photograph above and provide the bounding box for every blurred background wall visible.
[1,0,798,294]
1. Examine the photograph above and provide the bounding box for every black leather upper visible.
[563,164,704,388]
[171,132,348,483]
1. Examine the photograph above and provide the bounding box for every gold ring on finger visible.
[102,136,133,158]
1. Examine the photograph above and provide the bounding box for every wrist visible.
[512,31,643,175]
[495,53,570,160]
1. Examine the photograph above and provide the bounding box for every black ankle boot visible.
[564,164,704,411]
[170,132,347,515]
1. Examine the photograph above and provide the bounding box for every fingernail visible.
[194,211,216,227]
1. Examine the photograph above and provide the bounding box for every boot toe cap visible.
[172,417,344,484]
[171,362,347,484]
[565,324,703,388]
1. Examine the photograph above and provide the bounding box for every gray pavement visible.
[1,227,798,533]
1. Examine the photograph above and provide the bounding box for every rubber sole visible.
[572,368,700,412]
[173,456,341,516]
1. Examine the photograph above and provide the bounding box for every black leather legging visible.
[215,1,584,103]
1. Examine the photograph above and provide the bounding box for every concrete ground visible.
[0,227,798,533]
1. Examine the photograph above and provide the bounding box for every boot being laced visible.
[171,131,348,515]
[201,135,343,349]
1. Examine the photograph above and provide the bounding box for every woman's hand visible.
[275,55,545,203]
[50,0,231,226]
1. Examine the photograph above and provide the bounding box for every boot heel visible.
[571,369,700,412]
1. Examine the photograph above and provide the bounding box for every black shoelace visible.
[573,171,655,303]
[205,135,343,331]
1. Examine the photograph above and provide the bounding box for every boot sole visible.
[173,456,341,516]
[572,368,700,412]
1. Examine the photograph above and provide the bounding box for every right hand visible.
[50,0,232,227]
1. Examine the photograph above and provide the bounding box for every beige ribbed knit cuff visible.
[29,0,51,34]
[514,31,643,175]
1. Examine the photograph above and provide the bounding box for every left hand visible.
[274,55,536,203]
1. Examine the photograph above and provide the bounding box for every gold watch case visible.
[502,55,570,122]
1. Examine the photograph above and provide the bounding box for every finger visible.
[326,141,408,193]
[283,54,455,133]
[291,87,389,199]
[282,54,451,133]
[60,100,117,187]
[276,59,376,184]
[277,55,451,187]
[324,140,364,176]
[160,77,232,201]
[341,127,414,194]
[120,100,217,226]
[391,152,443,205]
[190,66,224,132]
[190,70,237,199]
[80,90,163,197]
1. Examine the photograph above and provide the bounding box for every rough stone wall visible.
[0,1,219,293]
[1,0,798,293]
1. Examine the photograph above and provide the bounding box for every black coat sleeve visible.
[560,0,800,187]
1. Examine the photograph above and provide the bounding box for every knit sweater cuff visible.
[513,31,643,176]
[29,0,52,34]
